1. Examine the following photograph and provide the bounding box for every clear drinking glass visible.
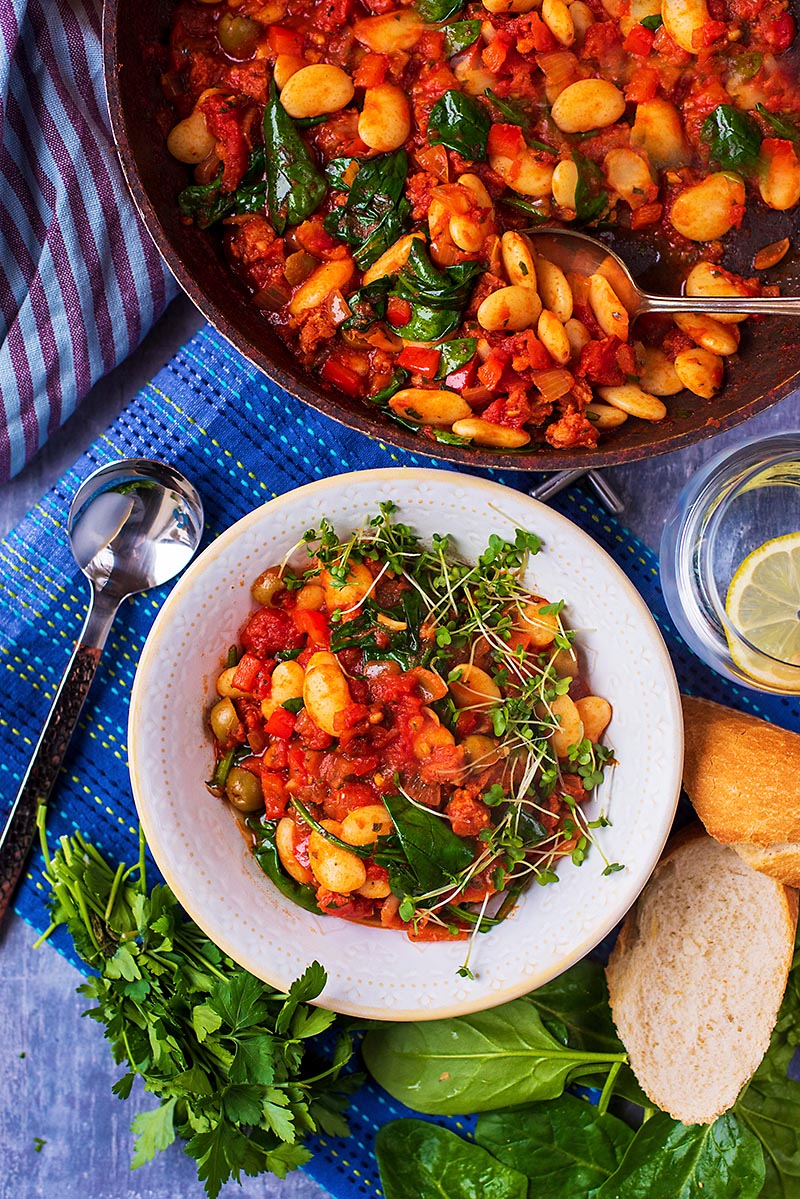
[661,434,800,694]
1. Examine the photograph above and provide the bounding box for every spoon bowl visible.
[0,458,203,925]
[526,228,800,319]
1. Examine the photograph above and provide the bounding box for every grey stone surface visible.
[1,293,798,1198]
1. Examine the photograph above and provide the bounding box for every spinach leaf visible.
[178,148,266,229]
[381,792,474,894]
[702,105,762,171]
[325,156,358,189]
[525,958,624,1053]
[640,12,662,28]
[417,0,464,19]
[376,1120,527,1199]
[264,81,326,234]
[368,369,410,404]
[341,277,391,331]
[444,19,482,56]
[437,337,477,378]
[735,1079,800,1198]
[362,1000,626,1114]
[484,90,556,153]
[249,819,320,912]
[428,90,491,160]
[756,102,800,142]
[475,1095,634,1198]
[593,1111,765,1199]
[324,150,410,269]
[499,194,550,221]
[572,151,609,223]
[391,241,482,341]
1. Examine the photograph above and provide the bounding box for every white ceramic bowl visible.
[129,468,683,1020]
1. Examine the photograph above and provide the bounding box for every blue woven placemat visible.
[2,321,799,1198]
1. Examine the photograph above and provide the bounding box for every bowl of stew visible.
[128,468,683,1018]
[104,0,800,469]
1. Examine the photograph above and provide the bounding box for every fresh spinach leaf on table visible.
[376,1120,527,1199]
[475,1094,634,1199]
[390,241,482,341]
[702,105,762,171]
[444,19,482,56]
[428,90,491,160]
[178,147,266,229]
[525,958,624,1053]
[362,998,626,1114]
[324,149,410,269]
[264,81,326,233]
[592,1111,766,1199]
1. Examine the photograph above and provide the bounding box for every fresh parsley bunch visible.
[37,818,358,1198]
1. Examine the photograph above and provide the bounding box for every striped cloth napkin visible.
[0,0,178,482]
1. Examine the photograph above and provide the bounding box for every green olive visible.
[210,697,240,742]
[251,569,285,607]
[218,13,261,57]
[226,767,264,812]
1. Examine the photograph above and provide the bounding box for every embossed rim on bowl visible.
[129,468,683,1019]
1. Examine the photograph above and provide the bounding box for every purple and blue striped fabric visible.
[0,0,178,482]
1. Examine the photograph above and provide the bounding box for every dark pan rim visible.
[102,0,800,473]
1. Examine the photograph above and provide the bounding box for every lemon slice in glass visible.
[725,532,800,689]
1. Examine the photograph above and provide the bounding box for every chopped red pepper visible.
[267,24,303,54]
[321,357,364,397]
[292,608,330,645]
[397,344,442,379]
[624,66,659,103]
[487,123,526,159]
[231,652,263,692]
[622,23,655,55]
[265,706,297,739]
[353,52,387,88]
[477,353,507,392]
[445,356,477,391]
[387,296,412,327]
[630,202,663,229]
[764,11,795,50]
[260,769,289,816]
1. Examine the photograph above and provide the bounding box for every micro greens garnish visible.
[289,504,619,976]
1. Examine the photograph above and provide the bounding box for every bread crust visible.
[606,824,798,1125]
[733,841,800,889]
[681,695,800,846]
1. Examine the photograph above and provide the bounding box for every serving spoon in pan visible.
[0,458,203,927]
[524,227,800,318]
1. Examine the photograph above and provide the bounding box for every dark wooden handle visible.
[0,645,101,922]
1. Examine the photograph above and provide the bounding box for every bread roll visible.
[606,825,797,1125]
[682,694,800,886]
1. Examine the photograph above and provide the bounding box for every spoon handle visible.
[0,590,119,926]
[641,294,800,316]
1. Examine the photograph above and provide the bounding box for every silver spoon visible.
[525,228,800,318]
[0,458,203,925]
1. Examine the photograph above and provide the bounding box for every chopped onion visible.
[532,367,575,402]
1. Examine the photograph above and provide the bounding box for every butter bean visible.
[449,663,502,708]
[673,347,723,398]
[673,313,740,357]
[308,828,367,893]
[501,231,538,289]
[273,54,305,90]
[536,257,573,322]
[684,262,749,324]
[586,400,628,429]
[575,696,612,742]
[489,148,554,197]
[589,275,629,340]
[358,83,411,152]
[451,418,531,447]
[261,660,305,720]
[565,317,591,358]
[478,284,541,332]
[289,258,354,315]
[759,141,800,211]
[551,79,625,133]
[597,384,667,421]
[552,158,579,209]
[662,0,711,53]
[631,99,689,169]
[389,389,472,426]
[341,804,393,846]
[280,64,354,119]
[604,148,654,209]
[670,173,745,241]
[276,818,314,884]
[166,108,215,164]
[319,562,373,610]
[353,10,424,52]
[542,0,575,44]
[483,0,538,12]
[362,232,425,286]
[638,346,684,396]
[303,655,353,735]
[537,309,571,364]
[550,694,584,758]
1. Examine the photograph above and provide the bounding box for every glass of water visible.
[661,434,800,694]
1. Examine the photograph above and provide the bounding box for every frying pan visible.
[102,0,800,471]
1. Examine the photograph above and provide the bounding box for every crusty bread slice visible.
[682,695,800,886]
[606,825,798,1126]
